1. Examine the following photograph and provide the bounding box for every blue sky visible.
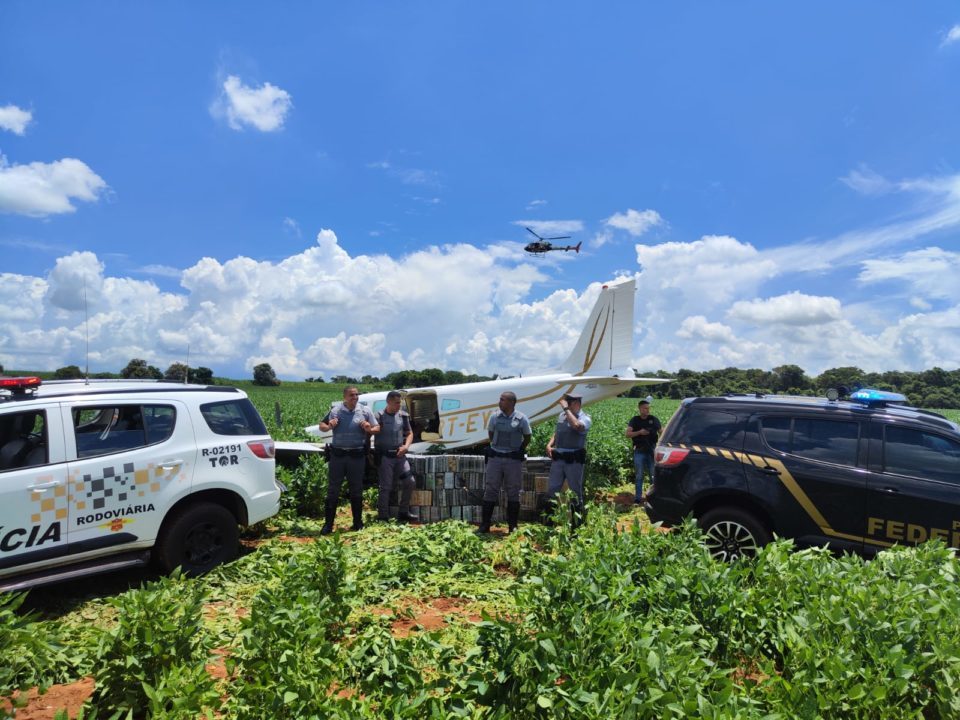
[2,2,960,379]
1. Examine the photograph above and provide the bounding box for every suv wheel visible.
[155,502,239,575]
[698,506,771,561]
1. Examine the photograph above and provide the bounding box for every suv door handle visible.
[760,466,781,476]
[159,459,184,470]
[878,486,899,494]
[28,480,62,491]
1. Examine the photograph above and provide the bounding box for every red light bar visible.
[0,376,42,390]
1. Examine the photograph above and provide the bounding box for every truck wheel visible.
[155,502,239,575]
[698,506,771,561]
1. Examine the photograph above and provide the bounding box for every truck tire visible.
[698,506,771,561]
[155,502,239,575]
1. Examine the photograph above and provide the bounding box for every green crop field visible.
[4,385,960,718]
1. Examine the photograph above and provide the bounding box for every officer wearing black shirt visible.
[626,399,661,504]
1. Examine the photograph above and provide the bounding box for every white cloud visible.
[605,208,664,237]
[0,157,107,217]
[840,165,894,195]
[677,316,737,344]
[727,292,843,326]
[283,217,301,237]
[941,24,960,48]
[859,247,960,301]
[0,105,32,135]
[525,199,547,210]
[213,75,292,132]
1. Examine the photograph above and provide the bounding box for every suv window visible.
[760,416,859,466]
[74,404,175,459]
[0,409,47,470]
[200,399,267,436]
[884,426,960,484]
[671,408,743,448]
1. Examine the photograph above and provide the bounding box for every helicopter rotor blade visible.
[544,235,571,240]
[525,227,544,241]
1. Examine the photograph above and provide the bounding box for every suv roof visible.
[1,377,242,405]
[684,394,960,435]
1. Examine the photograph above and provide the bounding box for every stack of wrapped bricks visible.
[383,454,553,523]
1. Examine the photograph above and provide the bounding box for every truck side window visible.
[791,419,859,466]
[671,409,743,448]
[0,410,47,470]
[74,405,148,458]
[884,426,960,485]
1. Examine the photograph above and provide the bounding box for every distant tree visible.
[331,375,358,384]
[164,362,190,382]
[360,374,379,385]
[121,359,163,379]
[190,366,214,384]
[815,367,864,393]
[54,365,84,379]
[772,364,810,393]
[252,363,280,386]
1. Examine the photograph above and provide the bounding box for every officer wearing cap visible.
[375,390,418,523]
[478,391,531,533]
[319,386,379,534]
[545,393,592,529]
[626,397,661,504]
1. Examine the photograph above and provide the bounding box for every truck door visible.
[752,414,867,553]
[62,400,194,555]
[864,420,960,550]
[0,404,70,573]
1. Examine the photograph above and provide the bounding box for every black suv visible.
[644,391,960,560]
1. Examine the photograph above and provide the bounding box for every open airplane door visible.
[405,390,441,443]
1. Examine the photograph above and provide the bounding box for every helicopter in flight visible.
[523,227,582,255]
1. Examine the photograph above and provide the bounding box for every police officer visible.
[319,386,379,534]
[479,391,531,533]
[626,398,661,504]
[544,393,591,529]
[375,390,417,522]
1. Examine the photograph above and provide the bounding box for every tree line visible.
[19,361,960,408]
[627,364,960,409]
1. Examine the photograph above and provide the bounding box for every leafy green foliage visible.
[86,571,217,718]
[0,592,72,706]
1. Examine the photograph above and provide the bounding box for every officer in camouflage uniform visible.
[479,391,531,533]
[319,386,379,534]
[544,393,592,530]
[375,390,417,522]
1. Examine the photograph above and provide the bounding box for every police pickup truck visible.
[646,389,960,560]
[0,376,282,590]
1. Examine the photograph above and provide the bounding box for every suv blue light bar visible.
[849,388,908,407]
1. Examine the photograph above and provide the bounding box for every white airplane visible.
[275,278,667,461]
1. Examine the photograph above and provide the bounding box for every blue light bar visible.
[849,388,908,406]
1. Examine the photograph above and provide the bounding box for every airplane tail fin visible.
[574,242,582,253]
[559,278,635,376]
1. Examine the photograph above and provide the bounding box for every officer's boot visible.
[350,497,364,531]
[476,501,496,534]
[539,496,557,527]
[506,501,521,534]
[319,501,337,536]
[570,499,586,534]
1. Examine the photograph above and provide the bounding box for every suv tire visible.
[698,506,771,561]
[155,502,239,575]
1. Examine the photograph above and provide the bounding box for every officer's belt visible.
[377,448,401,458]
[553,448,586,464]
[329,446,366,458]
[487,448,524,461]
